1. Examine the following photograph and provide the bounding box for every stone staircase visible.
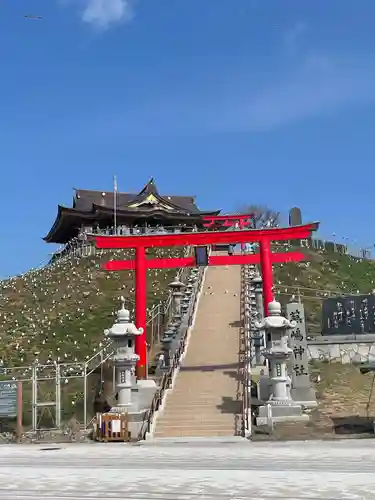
[153,263,242,438]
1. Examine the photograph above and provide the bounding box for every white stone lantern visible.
[254,300,295,404]
[104,297,143,412]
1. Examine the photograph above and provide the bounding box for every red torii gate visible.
[95,221,319,378]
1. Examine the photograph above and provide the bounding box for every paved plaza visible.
[0,438,374,499]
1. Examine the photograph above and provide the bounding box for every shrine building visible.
[44,178,221,244]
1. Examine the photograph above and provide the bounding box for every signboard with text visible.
[0,381,17,418]
[322,295,375,335]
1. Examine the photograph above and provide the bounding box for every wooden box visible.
[95,413,130,442]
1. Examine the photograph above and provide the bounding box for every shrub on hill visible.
[0,247,182,368]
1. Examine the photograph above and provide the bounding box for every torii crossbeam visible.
[95,221,319,378]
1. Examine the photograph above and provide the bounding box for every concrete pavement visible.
[1,439,375,498]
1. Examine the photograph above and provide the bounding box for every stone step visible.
[166,394,234,399]
[157,414,236,422]
[173,374,239,381]
[157,422,237,429]
[159,413,239,420]
[170,386,238,393]
[170,389,238,395]
[175,367,239,373]
[173,377,237,383]
[161,399,240,406]
[157,411,236,419]
[159,406,237,413]
[155,423,235,430]
[165,392,236,399]
[169,388,239,395]
[165,396,235,404]
[163,402,230,407]
[179,367,238,372]
[154,429,237,438]
[181,357,240,363]
[160,402,240,409]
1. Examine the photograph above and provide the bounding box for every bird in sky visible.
[24,15,42,20]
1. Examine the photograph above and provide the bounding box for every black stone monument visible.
[322,294,375,335]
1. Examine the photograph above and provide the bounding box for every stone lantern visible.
[169,276,185,319]
[159,325,175,372]
[251,273,264,320]
[254,300,308,424]
[180,295,191,313]
[187,273,196,285]
[104,297,143,413]
[251,272,265,364]
[189,267,199,278]
[185,282,194,296]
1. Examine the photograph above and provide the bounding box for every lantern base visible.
[256,402,308,426]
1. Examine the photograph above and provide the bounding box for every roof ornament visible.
[117,296,130,323]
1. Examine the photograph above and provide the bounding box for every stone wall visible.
[307,335,375,364]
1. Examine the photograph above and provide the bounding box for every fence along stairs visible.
[153,256,243,438]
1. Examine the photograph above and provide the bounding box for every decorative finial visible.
[268,300,282,316]
[117,296,130,323]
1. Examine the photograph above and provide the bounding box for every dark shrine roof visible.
[74,178,202,214]
[44,178,220,243]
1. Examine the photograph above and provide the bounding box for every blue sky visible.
[0,0,374,277]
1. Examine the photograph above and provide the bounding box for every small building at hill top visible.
[44,178,221,244]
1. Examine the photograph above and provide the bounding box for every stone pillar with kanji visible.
[285,299,317,408]
[104,297,142,412]
[254,300,308,425]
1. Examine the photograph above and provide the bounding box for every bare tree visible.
[237,204,281,229]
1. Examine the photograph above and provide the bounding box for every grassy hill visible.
[2,241,375,367]
[0,247,182,369]
[274,244,375,333]
[1,239,375,429]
